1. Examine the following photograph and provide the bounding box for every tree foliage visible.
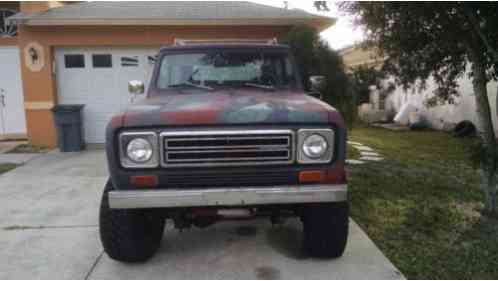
[341,2,498,102]
[313,1,330,12]
[281,25,355,127]
[349,65,392,105]
[340,2,498,215]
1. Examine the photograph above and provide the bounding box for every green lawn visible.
[0,164,18,175]
[348,125,498,279]
[347,143,361,160]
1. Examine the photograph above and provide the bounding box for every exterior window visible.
[121,56,139,67]
[92,54,112,68]
[64,54,85,68]
[0,9,17,37]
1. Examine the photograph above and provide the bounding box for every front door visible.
[0,47,26,136]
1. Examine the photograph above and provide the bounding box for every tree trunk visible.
[469,47,498,216]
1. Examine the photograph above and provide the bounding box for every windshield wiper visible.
[169,81,213,91]
[244,83,275,91]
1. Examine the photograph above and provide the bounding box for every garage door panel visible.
[56,48,158,143]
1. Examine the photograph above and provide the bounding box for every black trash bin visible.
[52,104,85,152]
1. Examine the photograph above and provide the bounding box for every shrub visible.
[281,25,356,128]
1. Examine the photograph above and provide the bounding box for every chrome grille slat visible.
[167,136,290,141]
[167,145,290,150]
[160,130,294,167]
[167,148,290,154]
[166,157,290,163]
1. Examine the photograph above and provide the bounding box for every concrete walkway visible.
[0,141,25,154]
[346,141,385,166]
[0,141,40,164]
[0,150,404,279]
[0,153,41,164]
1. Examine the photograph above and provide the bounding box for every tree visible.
[340,2,498,215]
[281,25,355,127]
[314,1,330,12]
[349,65,392,105]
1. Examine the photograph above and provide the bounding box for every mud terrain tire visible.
[99,180,165,262]
[302,202,349,258]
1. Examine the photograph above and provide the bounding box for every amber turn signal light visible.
[130,175,158,188]
[299,170,324,183]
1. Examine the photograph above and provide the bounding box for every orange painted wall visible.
[0,37,17,46]
[25,110,57,148]
[20,1,65,13]
[18,25,291,147]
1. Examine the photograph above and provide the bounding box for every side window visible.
[64,54,85,68]
[92,54,112,68]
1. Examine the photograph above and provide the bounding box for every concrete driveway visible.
[0,150,404,279]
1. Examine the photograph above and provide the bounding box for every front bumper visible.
[108,184,348,209]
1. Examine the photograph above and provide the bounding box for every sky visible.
[250,1,365,50]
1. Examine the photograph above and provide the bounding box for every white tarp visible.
[394,103,417,125]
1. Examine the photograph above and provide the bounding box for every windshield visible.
[156,50,298,90]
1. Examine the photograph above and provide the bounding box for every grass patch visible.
[0,163,18,175]
[9,144,49,154]
[348,125,497,279]
[347,143,361,159]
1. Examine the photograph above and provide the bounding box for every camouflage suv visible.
[99,43,349,262]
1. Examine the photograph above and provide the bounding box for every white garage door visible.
[56,48,158,143]
[0,46,26,136]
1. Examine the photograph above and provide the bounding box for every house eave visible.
[9,17,335,31]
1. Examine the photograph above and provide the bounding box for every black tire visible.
[99,180,165,262]
[302,202,349,258]
[453,120,476,138]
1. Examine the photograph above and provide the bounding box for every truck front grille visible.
[159,169,299,188]
[160,130,294,167]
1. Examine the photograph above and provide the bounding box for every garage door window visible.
[64,54,85,68]
[92,54,112,68]
[121,56,139,67]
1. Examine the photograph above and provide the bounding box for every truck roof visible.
[159,43,290,52]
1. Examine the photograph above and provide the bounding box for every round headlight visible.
[126,138,153,163]
[302,134,328,159]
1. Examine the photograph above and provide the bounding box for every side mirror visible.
[128,80,144,95]
[309,75,326,91]
[308,75,325,99]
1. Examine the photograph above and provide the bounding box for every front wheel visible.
[302,202,349,258]
[99,180,165,262]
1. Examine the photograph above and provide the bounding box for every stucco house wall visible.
[340,46,384,72]
[382,73,498,133]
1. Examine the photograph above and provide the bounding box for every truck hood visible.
[121,90,338,127]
